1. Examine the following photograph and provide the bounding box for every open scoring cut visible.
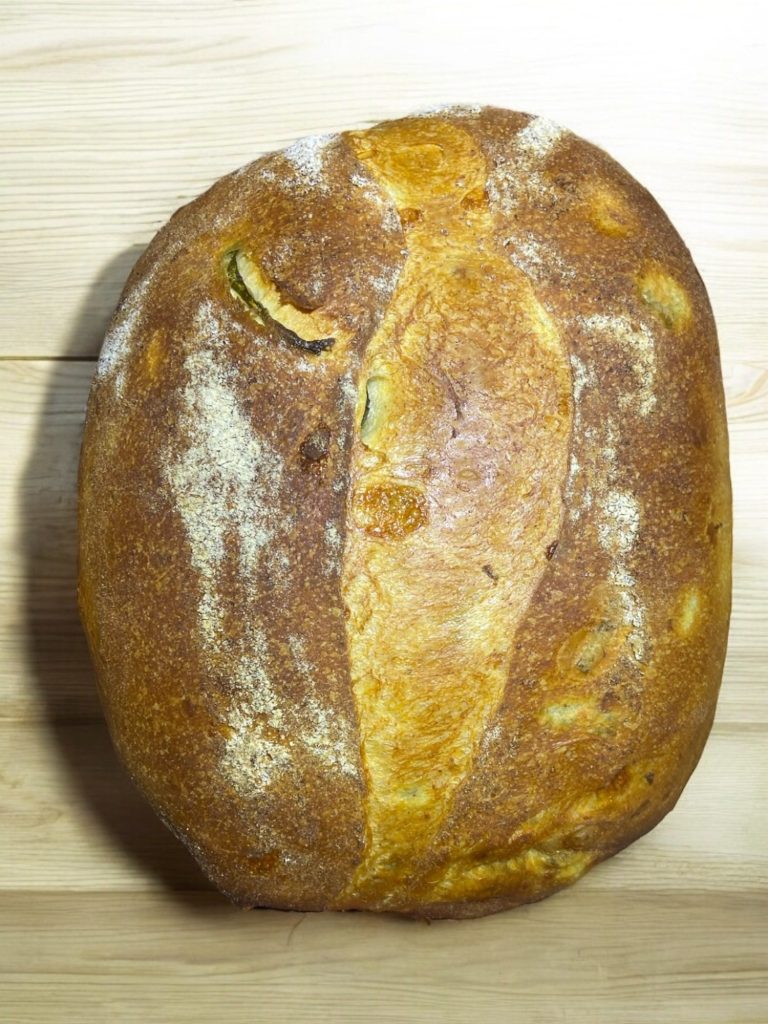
[225,249,338,353]
[337,117,574,909]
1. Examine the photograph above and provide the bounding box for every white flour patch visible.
[163,308,284,594]
[380,202,403,234]
[481,722,503,753]
[162,301,359,793]
[282,133,335,191]
[323,521,343,576]
[570,354,593,403]
[338,368,358,410]
[288,634,314,678]
[413,103,483,118]
[285,633,357,777]
[334,368,360,452]
[569,352,595,435]
[224,697,291,792]
[371,264,401,296]
[162,304,289,793]
[599,490,640,555]
[232,158,277,183]
[567,335,648,658]
[300,699,357,777]
[325,522,341,552]
[610,566,647,660]
[488,115,568,215]
[231,634,283,726]
[265,546,291,590]
[349,169,382,207]
[194,298,254,351]
[517,116,566,159]
[350,169,402,234]
[218,626,294,795]
[565,452,582,514]
[96,272,154,399]
[580,313,657,416]
[486,157,525,215]
[504,232,575,283]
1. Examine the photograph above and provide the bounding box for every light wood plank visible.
[1,719,765,894]
[0,720,211,893]
[1,361,99,720]
[0,890,766,1024]
[2,359,766,723]
[0,1,765,357]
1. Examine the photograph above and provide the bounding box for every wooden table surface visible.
[2,2,767,1021]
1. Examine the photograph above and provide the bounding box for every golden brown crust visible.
[78,105,731,918]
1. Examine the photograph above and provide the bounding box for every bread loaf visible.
[78,105,731,919]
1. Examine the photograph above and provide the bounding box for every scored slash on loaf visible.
[78,105,731,919]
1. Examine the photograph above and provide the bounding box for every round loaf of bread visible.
[78,105,731,919]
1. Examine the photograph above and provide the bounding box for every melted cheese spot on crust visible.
[637,263,692,331]
[674,585,703,637]
[586,182,636,237]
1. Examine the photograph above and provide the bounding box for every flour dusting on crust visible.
[323,521,343,577]
[567,335,648,659]
[286,633,357,777]
[488,115,569,215]
[97,235,188,398]
[223,632,357,793]
[162,300,358,796]
[597,461,646,660]
[609,566,647,661]
[516,117,566,159]
[282,133,336,192]
[581,314,657,416]
[413,103,483,119]
[349,169,402,235]
[599,490,641,554]
[163,302,283,613]
[504,231,575,283]
[162,304,285,790]
[96,273,154,398]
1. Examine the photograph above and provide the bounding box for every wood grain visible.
[1,891,767,1024]
[1,0,767,1020]
[1,1,766,360]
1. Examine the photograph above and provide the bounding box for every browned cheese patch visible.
[637,262,692,331]
[584,181,637,237]
[673,584,705,638]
